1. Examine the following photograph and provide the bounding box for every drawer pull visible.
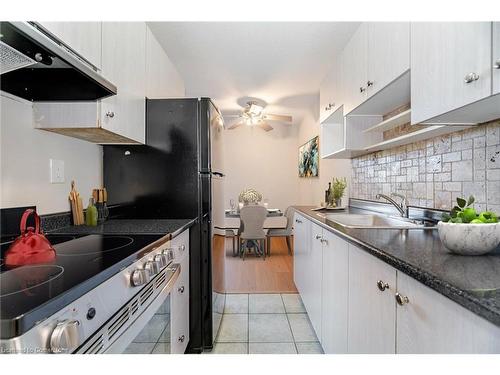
[377,280,389,291]
[395,292,409,306]
[464,72,479,83]
[178,335,185,343]
[178,286,185,294]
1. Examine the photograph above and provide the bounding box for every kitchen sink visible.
[316,213,433,229]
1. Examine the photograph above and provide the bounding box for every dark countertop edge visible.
[47,218,198,237]
[293,206,500,328]
[1,218,197,339]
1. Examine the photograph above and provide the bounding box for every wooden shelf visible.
[322,148,367,159]
[364,124,473,153]
[363,109,411,133]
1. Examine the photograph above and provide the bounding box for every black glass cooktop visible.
[0,233,164,339]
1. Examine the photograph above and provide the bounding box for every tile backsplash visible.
[350,119,500,212]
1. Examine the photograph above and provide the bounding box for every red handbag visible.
[5,209,56,267]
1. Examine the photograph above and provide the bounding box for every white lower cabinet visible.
[294,214,500,354]
[170,231,190,354]
[293,213,310,301]
[321,230,348,353]
[396,272,500,353]
[307,223,324,341]
[347,244,396,353]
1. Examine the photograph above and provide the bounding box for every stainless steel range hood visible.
[0,22,116,101]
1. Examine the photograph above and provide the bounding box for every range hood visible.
[0,22,116,101]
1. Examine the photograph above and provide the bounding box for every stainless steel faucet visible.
[375,193,409,218]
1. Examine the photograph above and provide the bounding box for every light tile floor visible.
[124,293,324,354]
[210,293,324,354]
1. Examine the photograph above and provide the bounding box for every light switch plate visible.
[50,159,65,184]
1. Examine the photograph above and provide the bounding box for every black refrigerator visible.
[103,98,226,352]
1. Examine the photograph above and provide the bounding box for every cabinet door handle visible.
[464,72,480,83]
[178,286,185,294]
[295,219,302,224]
[324,102,335,111]
[178,335,185,343]
[105,111,115,118]
[377,280,390,291]
[367,80,374,87]
[395,292,410,306]
[359,86,366,93]
[494,59,500,69]
[320,238,328,245]
[315,234,322,240]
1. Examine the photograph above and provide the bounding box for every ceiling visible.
[148,22,360,127]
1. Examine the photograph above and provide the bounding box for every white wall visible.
[222,121,299,228]
[221,94,351,229]
[0,94,103,215]
[297,95,351,206]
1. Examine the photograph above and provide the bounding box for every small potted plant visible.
[438,195,500,255]
[329,177,347,207]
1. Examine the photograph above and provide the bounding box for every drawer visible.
[171,229,189,262]
[170,249,189,353]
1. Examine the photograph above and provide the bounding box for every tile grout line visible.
[281,293,298,354]
[247,293,249,354]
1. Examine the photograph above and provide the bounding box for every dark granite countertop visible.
[50,219,197,239]
[294,206,500,327]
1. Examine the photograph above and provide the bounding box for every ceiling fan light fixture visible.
[248,103,264,117]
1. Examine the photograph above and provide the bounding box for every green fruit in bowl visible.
[461,207,477,223]
[478,211,498,224]
[470,219,483,224]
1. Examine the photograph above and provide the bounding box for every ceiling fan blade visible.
[223,114,241,118]
[263,114,292,123]
[227,121,244,130]
[258,122,273,132]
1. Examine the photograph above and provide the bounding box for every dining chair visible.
[266,206,294,256]
[225,229,239,257]
[238,205,268,260]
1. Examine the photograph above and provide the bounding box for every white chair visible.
[266,207,294,256]
[239,205,268,260]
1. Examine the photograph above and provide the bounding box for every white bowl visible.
[437,221,500,255]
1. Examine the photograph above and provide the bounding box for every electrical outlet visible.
[50,159,65,184]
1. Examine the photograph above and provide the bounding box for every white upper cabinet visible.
[366,22,410,98]
[321,230,348,354]
[411,22,493,124]
[493,22,500,95]
[396,272,500,353]
[38,22,102,69]
[341,23,368,114]
[101,22,147,144]
[319,59,341,123]
[146,27,185,98]
[348,244,396,353]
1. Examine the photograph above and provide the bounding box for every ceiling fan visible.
[224,101,292,132]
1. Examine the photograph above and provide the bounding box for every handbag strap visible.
[20,209,40,235]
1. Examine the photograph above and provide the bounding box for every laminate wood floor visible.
[223,236,297,294]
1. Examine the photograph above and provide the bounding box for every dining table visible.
[224,208,283,219]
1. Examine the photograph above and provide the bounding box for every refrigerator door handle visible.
[199,171,225,178]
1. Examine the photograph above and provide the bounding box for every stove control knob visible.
[154,253,168,268]
[50,320,81,354]
[131,269,150,287]
[162,248,174,262]
[144,260,160,276]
